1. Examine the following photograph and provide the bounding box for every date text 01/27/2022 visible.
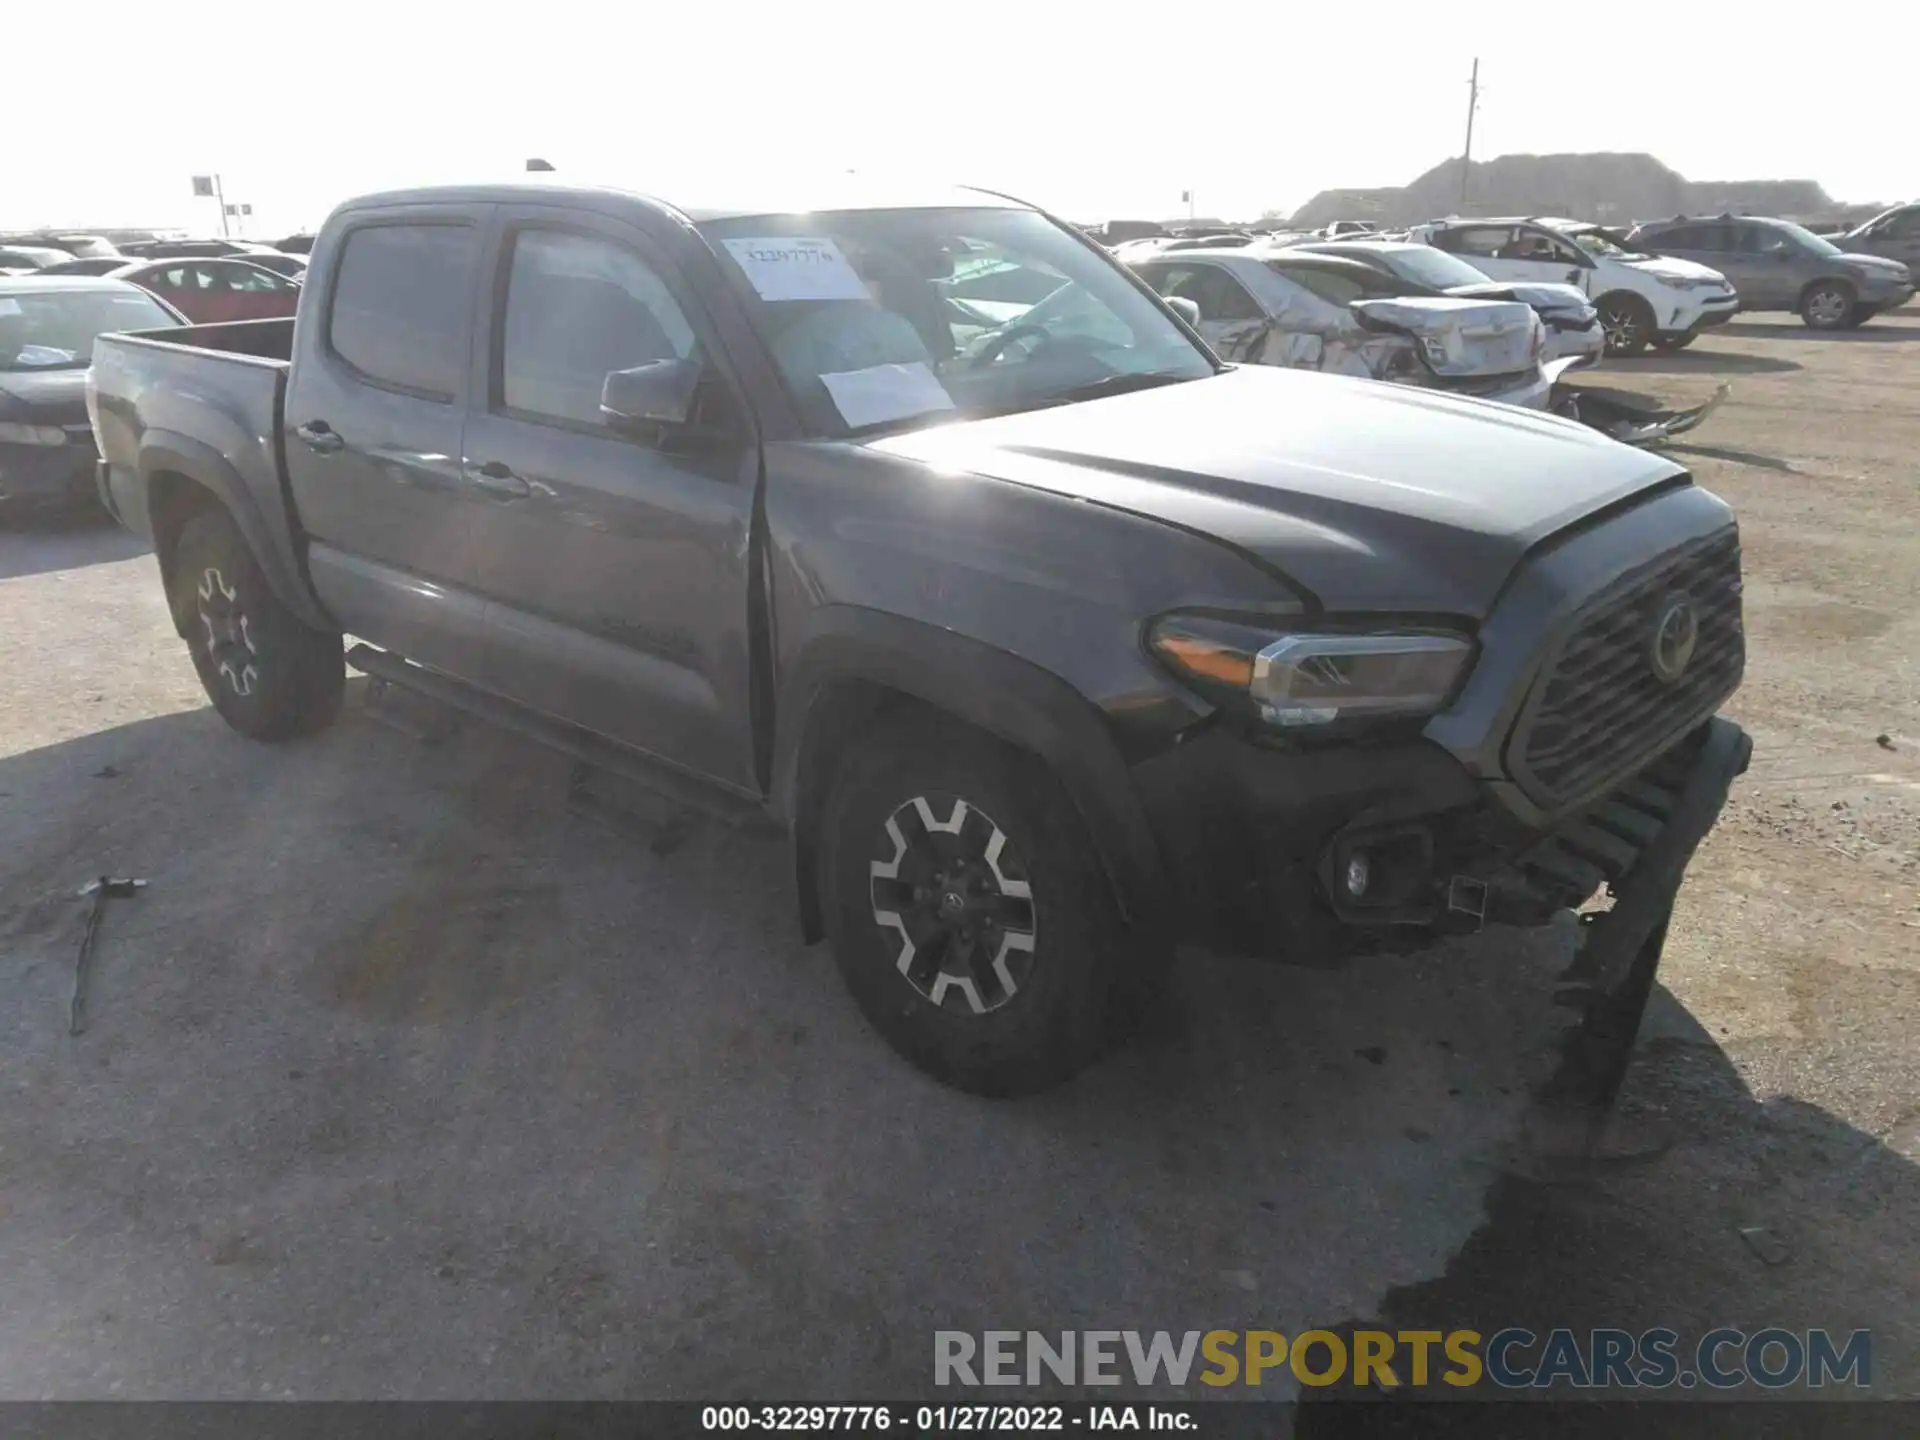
[700,1405,1193,1431]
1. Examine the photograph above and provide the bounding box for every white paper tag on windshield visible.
[722,237,869,302]
[820,362,955,429]
[0,298,20,316]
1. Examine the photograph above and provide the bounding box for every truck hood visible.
[0,366,90,425]
[1347,295,1539,378]
[869,365,1684,616]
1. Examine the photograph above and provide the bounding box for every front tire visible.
[169,508,343,740]
[1651,332,1696,352]
[1597,294,1654,357]
[1846,303,1879,328]
[1800,281,1854,330]
[819,715,1124,1096]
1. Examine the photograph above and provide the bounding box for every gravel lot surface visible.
[1,312,1914,1412]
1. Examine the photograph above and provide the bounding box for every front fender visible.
[138,429,333,633]
[774,606,1171,945]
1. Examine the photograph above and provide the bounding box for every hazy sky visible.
[7,1,1909,237]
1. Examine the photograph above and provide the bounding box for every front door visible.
[458,209,762,792]
[283,210,493,677]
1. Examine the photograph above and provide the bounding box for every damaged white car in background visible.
[1129,248,1555,409]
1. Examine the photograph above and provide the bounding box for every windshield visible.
[0,287,177,370]
[700,207,1213,438]
[1376,246,1492,290]
[1769,220,1844,258]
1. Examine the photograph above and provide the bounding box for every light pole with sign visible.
[191,174,230,237]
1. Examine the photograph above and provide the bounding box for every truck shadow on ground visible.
[1722,321,1920,345]
[1294,1006,1920,1430]
[0,700,1914,1401]
[1665,442,1800,476]
[0,509,150,581]
[1615,350,1800,377]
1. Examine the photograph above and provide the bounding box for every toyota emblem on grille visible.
[1649,596,1699,683]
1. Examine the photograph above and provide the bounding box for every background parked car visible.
[0,245,72,275]
[1834,203,1920,271]
[0,276,184,514]
[108,258,302,324]
[118,238,276,260]
[0,233,123,260]
[34,256,130,277]
[1291,239,1604,367]
[241,252,308,280]
[1405,216,1739,356]
[1131,248,1550,409]
[1628,214,1914,329]
[271,233,318,255]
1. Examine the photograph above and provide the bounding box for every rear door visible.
[211,261,300,320]
[284,207,492,677]
[458,206,762,791]
[1725,223,1803,308]
[136,264,201,320]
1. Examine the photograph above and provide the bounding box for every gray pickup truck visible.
[88,178,1751,1099]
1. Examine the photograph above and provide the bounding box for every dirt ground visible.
[0,312,1915,1413]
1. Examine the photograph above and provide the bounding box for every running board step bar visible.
[344,644,780,834]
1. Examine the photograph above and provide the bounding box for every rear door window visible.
[327,223,478,400]
[1273,264,1365,306]
[1432,226,1514,259]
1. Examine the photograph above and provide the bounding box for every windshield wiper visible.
[1041,370,1199,407]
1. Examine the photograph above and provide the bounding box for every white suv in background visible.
[1406,217,1740,356]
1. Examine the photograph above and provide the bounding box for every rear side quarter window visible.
[326,223,478,400]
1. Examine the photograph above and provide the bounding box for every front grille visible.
[1509,528,1743,806]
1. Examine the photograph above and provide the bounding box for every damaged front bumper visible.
[1553,380,1731,446]
[1136,715,1750,968]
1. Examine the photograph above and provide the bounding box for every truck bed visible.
[89,318,314,621]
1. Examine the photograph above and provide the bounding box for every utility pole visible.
[213,174,230,238]
[1459,58,1480,211]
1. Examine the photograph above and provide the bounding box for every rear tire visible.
[1597,293,1654,357]
[1800,281,1854,330]
[169,508,343,740]
[819,715,1124,1096]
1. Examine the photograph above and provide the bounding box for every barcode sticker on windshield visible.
[820,362,955,429]
[722,237,869,302]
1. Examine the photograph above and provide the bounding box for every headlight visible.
[0,422,68,446]
[1148,615,1474,729]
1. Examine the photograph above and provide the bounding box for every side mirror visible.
[1165,295,1202,327]
[600,357,700,430]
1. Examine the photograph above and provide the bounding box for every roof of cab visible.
[333,176,1032,224]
